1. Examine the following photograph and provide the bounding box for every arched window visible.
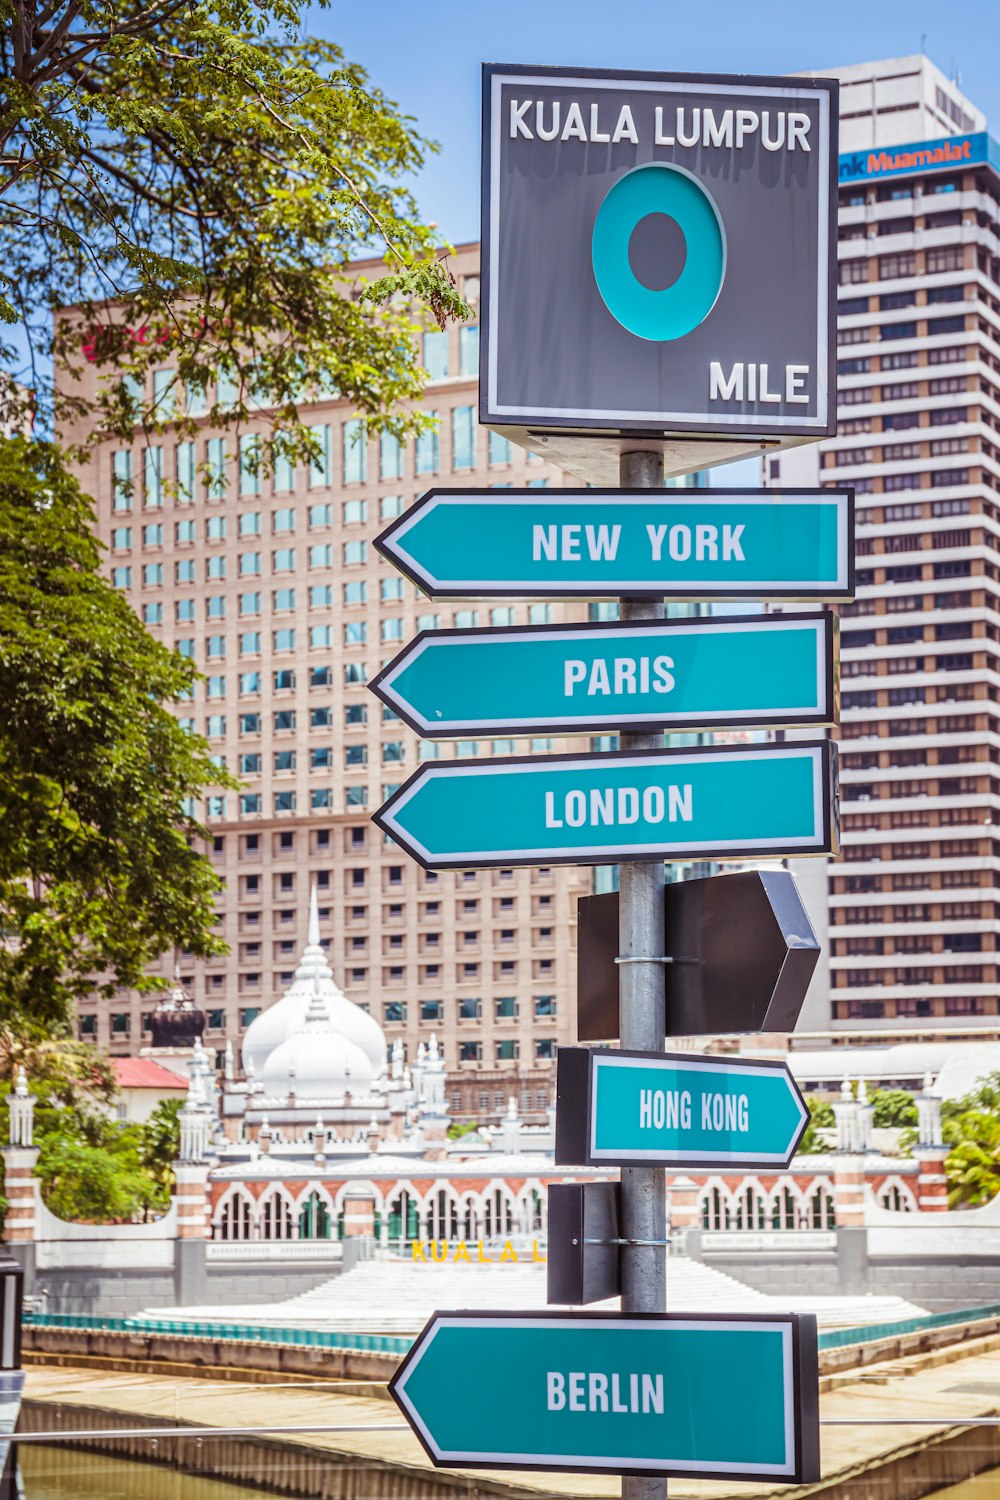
[811,1186,836,1229]
[427,1189,459,1241]
[483,1188,513,1240]
[388,1191,419,1245]
[529,1189,544,1232]
[262,1194,293,1240]
[735,1185,765,1230]
[701,1185,730,1231]
[770,1186,798,1230]
[298,1191,331,1239]
[879,1182,914,1213]
[218,1194,252,1241]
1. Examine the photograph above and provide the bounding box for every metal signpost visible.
[555,1048,810,1170]
[371,612,837,738]
[374,487,854,600]
[380,57,841,1497]
[390,1310,820,1483]
[374,739,837,871]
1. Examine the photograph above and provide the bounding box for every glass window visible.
[239,434,261,495]
[144,446,163,507]
[496,1040,518,1061]
[176,441,195,504]
[345,744,368,765]
[274,709,296,730]
[185,381,206,417]
[381,578,403,601]
[344,580,367,604]
[311,706,333,727]
[346,785,368,807]
[342,419,367,484]
[206,634,226,657]
[176,559,195,583]
[416,415,439,474]
[143,602,162,624]
[343,499,368,524]
[272,587,295,611]
[380,493,404,520]
[176,599,195,623]
[380,433,404,480]
[417,613,439,630]
[311,787,333,809]
[113,450,133,510]
[491,607,515,626]
[311,665,332,687]
[207,674,226,699]
[274,749,296,772]
[345,621,367,645]
[529,603,552,624]
[459,325,479,376]
[216,368,238,408]
[534,995,556,1017]
[206,437,226,496]
[273,627,296,651]
[273,451,294,494]
[272,507,295,534]
[206,515,227,542]
[381,618,403,642]
[309,502,332,527]
[239,592,261,616]
[142,522,162,546]
[239,670,261,694]
[307,423,331,488]
[207,714,226,736]
[423,331,448,380]
[454,610,479,628]
[175,637,194,656]
[489,430,513,466]
[344,541,367,565]
[240,712,261,733]
[274,790,296,812]
[239,552,261,576]
[344,662,368,684]
[345,704,367,725]
[309,543,333,567]
[239,632,261,654]
[239,511,261,537]
[142,563,162,586]
[452,405,475,469]
[174,519,194,544]
[310,624,332,648]
[273,547,296,571]
[206,595,226,618]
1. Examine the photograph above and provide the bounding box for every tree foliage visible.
[1,0,469,456]
[794,1096,833,1157]
[0,435,229,1030]
[942,1072,1000,1208]
[0,1041,178,1221]
[868,1089,918,1130]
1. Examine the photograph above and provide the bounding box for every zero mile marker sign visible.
[390,1310,820,1482]
[373,740,838,870]
[482,66,837,480]
[555,1048,810,1171]
[374,487,854,601]
[370,612,837,738]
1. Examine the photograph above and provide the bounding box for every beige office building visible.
[63,244,601,1121]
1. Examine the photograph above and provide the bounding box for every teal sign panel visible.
[390,1310,820,1482]
[370,613,836,738]
[374,488,854,601]
[582,1049,809,1169]
[373,740,837,870]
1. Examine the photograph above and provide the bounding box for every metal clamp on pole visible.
[580,1237,673,1248]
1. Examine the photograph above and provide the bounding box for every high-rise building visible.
[62,245,604,1120]
[774,59,1000,1032]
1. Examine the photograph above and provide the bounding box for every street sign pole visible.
[618,449,667,1500]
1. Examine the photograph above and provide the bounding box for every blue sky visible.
[313,0,1000,245]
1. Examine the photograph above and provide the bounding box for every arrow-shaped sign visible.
[370,613,837,738]
[373,740,837,870]
[390,1309,820,1482]
[555,1049,810,1170]
[374,487,854,600]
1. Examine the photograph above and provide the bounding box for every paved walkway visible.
[140,1255,928,1334]
[20,1338,1000,1499]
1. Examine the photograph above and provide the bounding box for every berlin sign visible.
[370,612,836,738]
[481,66,838,476]
[554,1048,810,1170]
[373,740,838,870]
[390,1309,820,1482]
[374,488,854,601]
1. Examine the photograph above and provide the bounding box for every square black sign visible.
[481,64,838,441]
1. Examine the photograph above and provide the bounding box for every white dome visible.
[241,887,387,1082]
[261,978,374,1099]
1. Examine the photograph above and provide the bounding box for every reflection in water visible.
[19,1445,279,1499]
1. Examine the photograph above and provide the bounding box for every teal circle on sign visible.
[591,164,726,342]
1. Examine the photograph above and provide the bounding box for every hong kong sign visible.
[482,65,837,457]
[390,1309,820,1482]
[555,1048,810,1170]
[370,613,837,737]
[373,740,838,870]
[374,488,854,601]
